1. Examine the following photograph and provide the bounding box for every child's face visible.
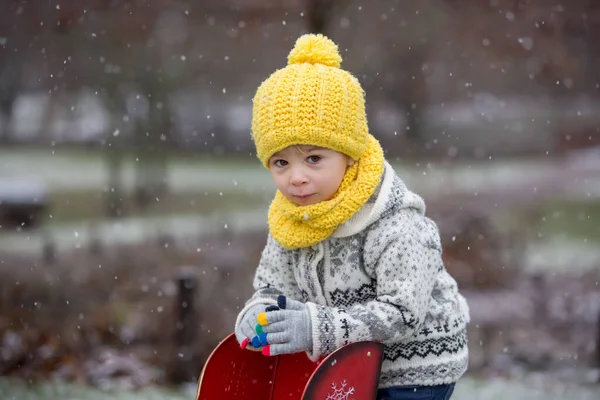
[268,145,354,206]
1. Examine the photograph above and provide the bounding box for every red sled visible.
[196,333,384,400]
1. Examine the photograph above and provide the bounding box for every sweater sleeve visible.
[236,235,303,327]
[305,217,441,361]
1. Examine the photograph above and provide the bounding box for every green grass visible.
[537,199,600,243]
[491,197,600,246]
[8,144,259,170]
[47,189,268,224]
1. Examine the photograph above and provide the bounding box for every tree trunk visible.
[305,0,335,34]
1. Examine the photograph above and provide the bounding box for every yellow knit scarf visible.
[267,134,384,250]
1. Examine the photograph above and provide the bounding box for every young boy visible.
[234,34,470,400]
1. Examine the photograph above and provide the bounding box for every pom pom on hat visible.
[287,34,342,68]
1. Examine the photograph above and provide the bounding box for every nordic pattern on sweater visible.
[235,162,470,388]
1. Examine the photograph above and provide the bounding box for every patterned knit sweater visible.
[237,161,470,388]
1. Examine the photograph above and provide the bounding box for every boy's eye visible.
[273,159,288,167]
[306,155,321,164]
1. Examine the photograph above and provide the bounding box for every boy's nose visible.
[289,169,308,186]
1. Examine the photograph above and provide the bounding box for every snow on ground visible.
[1,376,599,400]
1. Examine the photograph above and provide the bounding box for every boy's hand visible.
[256,295,312,356]
[235,303,274,351]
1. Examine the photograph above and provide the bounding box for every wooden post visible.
[42,233,56,265]
[88,223,103,256]
[531,273,546,324]
[169,266,199,383]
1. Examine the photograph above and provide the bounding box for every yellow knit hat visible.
[252,34,368,167]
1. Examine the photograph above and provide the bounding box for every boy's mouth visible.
[293,194,314,199]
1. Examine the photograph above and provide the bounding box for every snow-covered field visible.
[1,376,599,400]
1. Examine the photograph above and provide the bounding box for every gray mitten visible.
[258,296,313,356]
[234,303,273,351]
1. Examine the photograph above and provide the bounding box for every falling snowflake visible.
[326,380,355,400]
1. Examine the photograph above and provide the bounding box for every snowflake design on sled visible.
[326,380,355,400]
